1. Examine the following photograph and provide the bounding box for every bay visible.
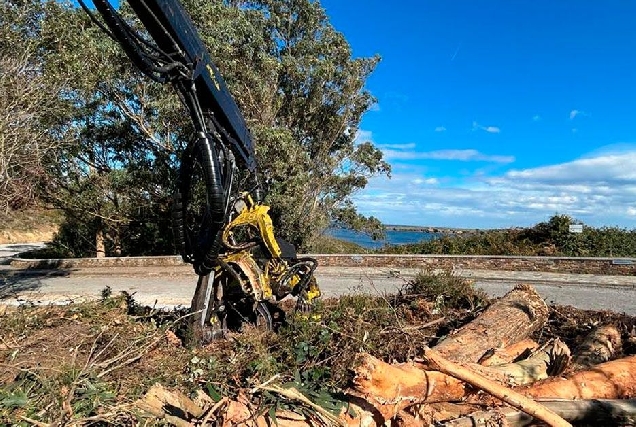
[325,228,440,250]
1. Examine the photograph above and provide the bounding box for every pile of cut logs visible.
[139,284,636,426]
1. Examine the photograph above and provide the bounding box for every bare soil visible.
[1,289,635,425]
[0,209,61,244]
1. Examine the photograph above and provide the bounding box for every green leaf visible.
[0,391,29,409]
[205,383,222,402]
[268,405,278,426]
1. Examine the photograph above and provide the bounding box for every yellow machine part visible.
[222,193,281,259]
[219,192,320,304]
[217,251,271,300]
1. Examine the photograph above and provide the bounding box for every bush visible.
[380,214,636,257]
[402,268,489,312]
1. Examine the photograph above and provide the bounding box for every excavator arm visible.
[78,0,321,341]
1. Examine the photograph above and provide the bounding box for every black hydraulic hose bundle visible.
[79,0,230,273]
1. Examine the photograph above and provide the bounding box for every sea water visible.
[325,228,439,250]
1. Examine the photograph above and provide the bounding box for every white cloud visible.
[502,152,636,184]
[412,177,439,185]
[379,147,515,164]
[570,109,588,120]
[352,148,636,228]
[532,115,541,122]
[472,121,501,134]
[369,103,381,112]
[380,143,416,150]
[435,126,447,132]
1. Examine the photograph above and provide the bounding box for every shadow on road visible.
[0,268,72,299]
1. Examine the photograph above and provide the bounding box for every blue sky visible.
[320,0,636,229]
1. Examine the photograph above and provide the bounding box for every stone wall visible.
[312,254,636,276]
[10,253,636,275]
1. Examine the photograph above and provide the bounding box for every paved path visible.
[0,242,46,262]
[1,264,635,314]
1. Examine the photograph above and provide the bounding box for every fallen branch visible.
[442,399,636,427]
[433,284,549,363]
[422,346,572,427]
[260,385,346,427]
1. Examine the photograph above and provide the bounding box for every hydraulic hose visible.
[174,133,229,275]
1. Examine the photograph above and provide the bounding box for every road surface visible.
[1,263,635,315]
[0,242,46,260]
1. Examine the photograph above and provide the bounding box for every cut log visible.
[353,339,569,411]
[521,355,636,400]
[433,284,549,363]
[478,338,539,366]
[421,346,572,427]
[442,399,636,427]
[572,324,621,370]
[352,353,470,419]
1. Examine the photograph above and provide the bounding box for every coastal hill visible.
[384,224,510,234]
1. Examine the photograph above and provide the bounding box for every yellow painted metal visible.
[217,192,321,311]
[222,193,281,258]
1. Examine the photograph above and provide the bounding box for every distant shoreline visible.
[383,225,503,234]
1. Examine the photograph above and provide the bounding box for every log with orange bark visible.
[520,354,636,400]
[351,339,570,421]
[433,284,549,363]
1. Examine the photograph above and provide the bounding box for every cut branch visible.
[422,346,572,427]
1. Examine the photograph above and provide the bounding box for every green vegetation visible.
[0,270,483,424]
[309,235,369,254]
[381,214,636,257]
[1,0,388,257]
[402,269,489,312]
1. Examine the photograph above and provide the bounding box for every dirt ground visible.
[1,286,635,425]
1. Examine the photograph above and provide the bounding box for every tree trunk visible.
[572,325,621,370]
[443,399,636,427]
[433,284,549,363]
[520,355,636,400]
[478,338,539,366]
[95,219,106,258]
[353,353,470,419]
[113,225,122,257]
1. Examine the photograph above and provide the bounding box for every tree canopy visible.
[1,0,390,256]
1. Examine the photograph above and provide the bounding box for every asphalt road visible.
[1,262,635,315]
[0,242,46,260]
